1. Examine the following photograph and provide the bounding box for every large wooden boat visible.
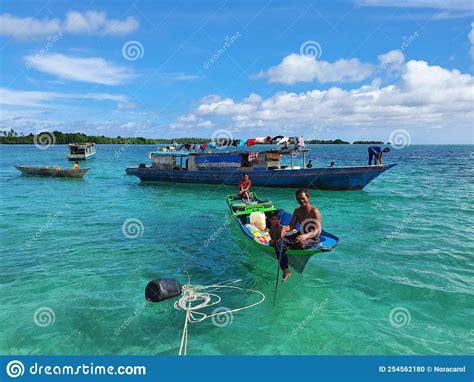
[125,149,396,190]
[227,193,339,272]
[16,166,89,178]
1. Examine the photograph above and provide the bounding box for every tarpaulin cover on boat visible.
[195,154,241,164]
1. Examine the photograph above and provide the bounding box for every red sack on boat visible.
[246,138,256,146]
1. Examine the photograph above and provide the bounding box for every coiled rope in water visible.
[174,276,265,355]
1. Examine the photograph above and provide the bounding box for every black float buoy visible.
[145,278,182,302]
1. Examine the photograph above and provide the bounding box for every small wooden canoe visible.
[227,193,339,272]
[15,166,90,178]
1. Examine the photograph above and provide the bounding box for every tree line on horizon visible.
[0,129,383,145]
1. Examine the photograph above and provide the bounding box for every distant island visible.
[306,139,349,144]
[352,140,385,144]
[0,130,206,145]
[0,129,382,145]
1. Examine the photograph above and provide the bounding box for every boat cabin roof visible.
[149,148,307,157]
[69,142,95,147]
[149,151,189,157]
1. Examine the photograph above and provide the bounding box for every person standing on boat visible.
[271,189,322,282]
[72,161,79,169]
[238,174,251,203]
[368,146,390,165]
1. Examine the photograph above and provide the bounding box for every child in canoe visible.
[238,174,251,203]
[268,213,291,282]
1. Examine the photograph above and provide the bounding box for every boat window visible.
[241,153,251,167]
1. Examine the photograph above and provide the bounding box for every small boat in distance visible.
[16,166,90,178]
[67,143,96,160]
[227,193,339,272]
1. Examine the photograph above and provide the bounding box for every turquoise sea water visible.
[0,144,472,355]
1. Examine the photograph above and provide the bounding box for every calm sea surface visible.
[0,144,472,355]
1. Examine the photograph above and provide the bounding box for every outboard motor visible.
[145,278,182,302]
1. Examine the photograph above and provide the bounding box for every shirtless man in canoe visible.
[269,188,322,282]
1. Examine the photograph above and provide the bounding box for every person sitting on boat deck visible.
[306,160,313,169]
[270,189,322,282]
[368,146,390,165]
[72,161,79,169]
[238,174,252,203]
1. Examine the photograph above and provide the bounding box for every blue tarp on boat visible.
[195,154,241,164]
[149,151,189,157]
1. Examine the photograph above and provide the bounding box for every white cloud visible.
[0,11,138,40]
[172,74,201,81]
[64,11,138,35]
[469,22,474,59]
[356,0,473,10]
[0,14,61,40]
[25,54,134,85]
[196,120,214,128]
[120,122,140,129]
[117,102,137,110]
[378,50,405,67]
[255,54,374,84]
[171,60,474,135]
[0,87,128,107]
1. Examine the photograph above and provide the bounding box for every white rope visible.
[174,275,266,355]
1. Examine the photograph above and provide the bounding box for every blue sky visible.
[0,0,473,143]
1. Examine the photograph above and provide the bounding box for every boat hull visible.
[126,164,396,190]
[67,153,96,161]
[227,194,339,272]
[16,166,89,178]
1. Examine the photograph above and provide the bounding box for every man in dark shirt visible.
[368,146,390,165]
